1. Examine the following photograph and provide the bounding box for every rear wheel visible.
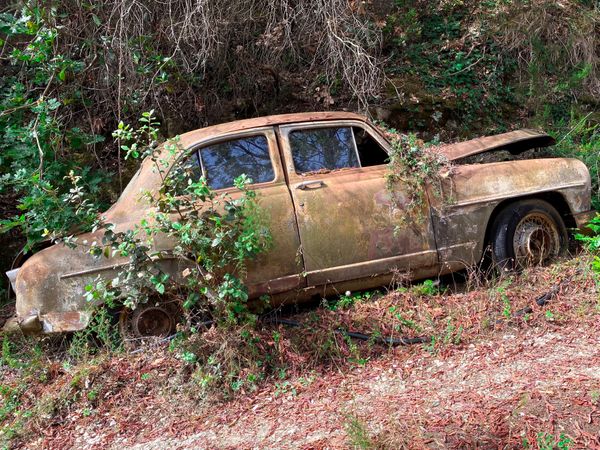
[119,298,183,342]
[490,199,568,270]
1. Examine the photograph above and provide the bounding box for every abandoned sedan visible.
[4,112,594,336]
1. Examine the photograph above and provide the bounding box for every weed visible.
[68,307,121,360]
[491,278,513,320]
[327,290,378,311]
[0,384,24,423]
[412,279,441,297]
[576,214,600,274]
[86,388,99,402]
[502,297,512,320]
[442,318,463,346]
[536,432,573,450]
[344,414,374,449]
[389,305,421,332]
[590,390,600,405]
[425,336,438,355]
[1,337,22,369]
[274,381,297,397]
[298,374,316,387]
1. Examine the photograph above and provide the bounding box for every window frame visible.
[279,120,391,181]
[166,126,284,194]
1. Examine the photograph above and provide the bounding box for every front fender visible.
[7,237,119,334]
[431,158,591,270]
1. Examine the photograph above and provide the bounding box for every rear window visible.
[194,135,275,190]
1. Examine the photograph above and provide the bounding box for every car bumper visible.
[2,311,90,335]
[573,210,597,235]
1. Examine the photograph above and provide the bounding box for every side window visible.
[352,127,389,167]
[289,126,388,175]
[289,127,359,174]
[194,135,275,190]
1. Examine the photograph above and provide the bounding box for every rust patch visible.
[42,311,89,333]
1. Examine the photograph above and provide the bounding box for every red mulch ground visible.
[3,257,600,449]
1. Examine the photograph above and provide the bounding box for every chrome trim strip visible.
[446,182,587,208]
[60,256,180,280]
[304,249,438,285]
[6,268,19,291]
[60,262,128,279]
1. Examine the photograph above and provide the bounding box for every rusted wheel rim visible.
[120,300,182,340]
[131,305,174,337]
[513,212,560,266]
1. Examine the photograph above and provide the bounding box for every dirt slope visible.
[110,324,600,449]
[7,258,600,449]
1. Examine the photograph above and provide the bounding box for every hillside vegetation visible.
[1,0,598,272]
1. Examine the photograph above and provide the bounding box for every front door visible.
[278,121,438,286]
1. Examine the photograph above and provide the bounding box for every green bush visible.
[575,215,600,273]
[0,8,110,250]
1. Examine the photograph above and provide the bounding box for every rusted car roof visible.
[438,129,556,161]
[178,111,366,148]
[179,114,555,164]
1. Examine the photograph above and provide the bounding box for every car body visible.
[3,112,595,334]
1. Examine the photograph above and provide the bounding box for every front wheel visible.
[490,199,568,270]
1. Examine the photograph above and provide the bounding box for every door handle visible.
[296,180,325,190]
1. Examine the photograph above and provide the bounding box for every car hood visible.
[438,129,555,161]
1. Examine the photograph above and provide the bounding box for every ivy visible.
[377,122,453,228]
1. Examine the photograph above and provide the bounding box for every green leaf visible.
[46,98,61,110]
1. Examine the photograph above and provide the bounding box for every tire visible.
[490,199,568,271]
[119,297,184,342]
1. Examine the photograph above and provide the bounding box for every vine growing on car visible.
[377,123,454,227]
[72,111,272,341]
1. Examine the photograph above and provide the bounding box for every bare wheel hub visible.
[513,213,560,266]
[131,305,175,338]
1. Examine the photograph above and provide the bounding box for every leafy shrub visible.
[76,111,272,330]
[0,7,109,250]
[575,215,600,273]
[544,112,600,209]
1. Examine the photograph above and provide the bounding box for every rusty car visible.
[3,112,595,336]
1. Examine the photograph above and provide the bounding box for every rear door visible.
[278,120,438,286]
[185,127,305,297]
